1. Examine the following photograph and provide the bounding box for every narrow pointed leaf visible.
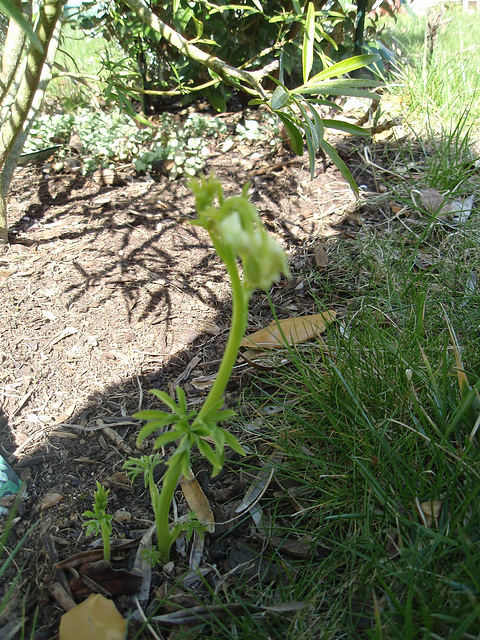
[305,54,380,84]
[276,112,303,156]
[153,431,182,450]
[322,119,370,137]
[302,2,316,84]
[270,85,290,110]
[320,139,358,194]
[223,430,246,455]
[149,389,180,412]
[137,418,175,443]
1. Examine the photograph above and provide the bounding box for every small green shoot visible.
[83,481,113,563]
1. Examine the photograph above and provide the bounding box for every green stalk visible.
[101,523,111,563]
[196,248,249,421]
[151,457,183,564]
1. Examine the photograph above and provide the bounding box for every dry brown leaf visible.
[235,452,284,515]
[180,472,215,533]
[418,188,455,216]
[416,499,443,527]
[240,311,336,350]
[41,492,64,510]
[59,593,127,640]
[314,243,328,269]
[70,560,142,597]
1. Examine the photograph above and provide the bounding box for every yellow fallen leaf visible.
[180,471,215,533]
[240,311,336,349]
[59,593,127,640]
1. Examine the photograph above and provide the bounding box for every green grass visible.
[47,23,121,111]
[382,7,480,131]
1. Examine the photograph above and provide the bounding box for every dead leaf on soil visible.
[314,243,328,269]
[235,452,284,515]
[41,492,64,510]
[180,471,215,533]
[240,310,336,351]
[131,523,155,607]
[70,559,143,597]
[54,539,138,570]
[43,326,78,350]
[414,188,475,223]
[415,499,443,528]
[59,593,127,640]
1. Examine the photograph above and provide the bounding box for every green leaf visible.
[134,410,170,421]
[153,430,182,449]
[270,85,290,111]
[210,409,237,423]
[206,87,227,113]
[303,122,317,179]
[192,16,204,39]
[276,112,303,156]
[136,417,175,443]
[305,54,381,84]
[175,386,188,414]
[302,2,316,84]
[0,0,43,52]
[320,139,358,194]
[296,86,379,100]
[149,389,180,413]
[251,0,264,12]
[322,119,371,137]
[306,103,325,143]
[197,438,223,475]
[223,430,246,455]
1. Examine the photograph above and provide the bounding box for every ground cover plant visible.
[1,2,480,638]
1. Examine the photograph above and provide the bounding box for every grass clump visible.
[240,291,480,636]
[383,7,480,130]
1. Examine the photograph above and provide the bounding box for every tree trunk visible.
[0,0,64,243]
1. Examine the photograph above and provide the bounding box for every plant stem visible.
[101,524,111,563]
[152,457,183,564]
[196,249,249,421]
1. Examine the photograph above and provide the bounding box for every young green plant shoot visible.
[83,481,113,563]
[125,175,290,564]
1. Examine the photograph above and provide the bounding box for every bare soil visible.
[0,114,371,638]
